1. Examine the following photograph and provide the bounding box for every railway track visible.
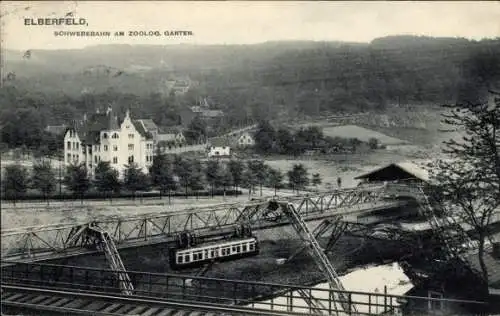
[1,285,303,316]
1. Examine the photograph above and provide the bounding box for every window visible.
[128,133,134,139]
[113,157,118,164]
[177,256,183,264]
[104,145,108,151]
[67,141,71,150]
[113,145,118,151]
[82,147,85,154]
[128,156,134,164]
[94,156,98,163]
[112,133,119,139]
[128,144,134,150]
[126,125,130,129]
[102,133,108,139]
[249,244,255,251]
[89,147,92,155]
[146,156,149,162]
[184,254,190,262]
[242,245,247,252]
[76,143,79,150]
[67,153,71,162]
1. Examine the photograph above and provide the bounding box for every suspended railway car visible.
[169,237,260,270]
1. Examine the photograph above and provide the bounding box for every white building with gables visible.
[63,107,154,178]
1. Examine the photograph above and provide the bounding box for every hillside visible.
[1,35,499,151]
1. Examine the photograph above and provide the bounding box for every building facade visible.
[63,108,154,178]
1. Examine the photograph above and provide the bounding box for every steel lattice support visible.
[2,186,405,264]
[277,202,357,315]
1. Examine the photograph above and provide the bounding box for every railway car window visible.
[193,253,198,261]
[185,254,190,262]
[177,256,183,263]
[236,246,241,253]
[211,250,215,257]
[242,245,247,252]
[249,244,254,250]
[221,249,226,256]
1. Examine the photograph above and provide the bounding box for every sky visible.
[1,1,500,50]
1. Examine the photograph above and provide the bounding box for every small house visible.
[208,137,231,158]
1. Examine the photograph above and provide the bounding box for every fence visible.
[0,261,488,315]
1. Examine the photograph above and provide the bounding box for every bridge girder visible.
[2,186,406,263]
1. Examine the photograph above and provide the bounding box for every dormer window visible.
[103,133,108,139]
[112,133,119,139]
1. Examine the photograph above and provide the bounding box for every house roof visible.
[132,119,153,140]
[354,161,429,182]
[45,125,67,135]
[161,126,183,134]
[157,133,177,142]
[68,110,153,144]
[202,109,224,118]
[210,137,231,147]
[137,119,158,132]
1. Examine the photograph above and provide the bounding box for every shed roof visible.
[354,161,429,182]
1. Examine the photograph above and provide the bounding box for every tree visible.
[2,164,30,204]
[248,160,267,196]
[228,159,245,190]
[32,160,56,204]
[150,154,176,202]
[267,168,283,196]
[368,137,379,150]
[428,91,500,285]
[123,163,150,200]
[312,173,322,191]
[287,164,309,194]
[64,163,91,203]
[94,161,120,201]
[185,116,208,143]
[220,167,234,197]
[205,160,221,197]
[242,164,258,197]
[254,120,276,153]
[173,155,192,198]
[189,159,205,198]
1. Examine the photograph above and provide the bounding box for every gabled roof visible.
[157,134,177,142]
[132,120,153,140]
[160,126,183,135]
[45,125,67,135]
[137,119,158,132]
[210,137,231,147]
[354,161,429,182]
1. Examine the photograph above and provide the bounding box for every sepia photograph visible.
[1,1,500,315]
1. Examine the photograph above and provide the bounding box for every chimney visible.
[106,106,112,115]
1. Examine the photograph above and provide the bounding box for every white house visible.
[208,137,231,158]
[63,107,154,179]
[235,131,255,147]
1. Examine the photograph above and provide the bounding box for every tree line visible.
[1,155,323,204]
[253,121,380,156]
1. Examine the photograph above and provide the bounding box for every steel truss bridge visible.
[1,185,415,315]
[1,186,409,264]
